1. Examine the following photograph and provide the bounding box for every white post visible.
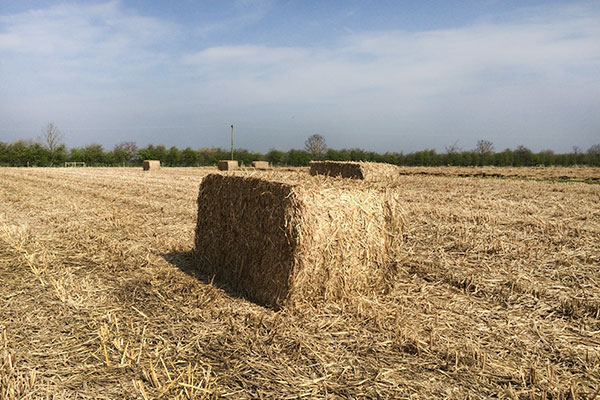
[230,124,234,161]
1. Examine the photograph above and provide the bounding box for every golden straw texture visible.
[251,161,269,169]
[1,166,598,399]
[142,160,160,171]
[217,160,238,171]
[193,174,403,308]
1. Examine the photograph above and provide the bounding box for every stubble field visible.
[1,167,599,399]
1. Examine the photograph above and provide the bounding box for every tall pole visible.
[230,124,234,160]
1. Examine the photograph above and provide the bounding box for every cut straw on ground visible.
[0,166,598,398]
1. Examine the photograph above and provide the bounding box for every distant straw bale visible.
[218,160,238,171]
[193,174,403,309]
[310,161,398,181]
[252,161,270,170]
[142,160,160,171]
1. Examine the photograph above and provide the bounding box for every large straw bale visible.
[218,160,239,171]
[143,160,161,171]
[193,174,403,309]
[310,161,398,181]
[252,161,270,170]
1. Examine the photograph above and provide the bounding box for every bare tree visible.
[588,144,600,157]
[39,123,63,153]
[305,134,327,159]
[39,123,64,165]
[588,144,600,166]
[475,140,494,155]
[114,141,138,164]
[445,141,461,154]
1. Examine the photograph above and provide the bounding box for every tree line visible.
[1,127,599,167]
[2,139,600,167]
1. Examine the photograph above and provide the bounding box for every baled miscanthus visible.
[193,174,403,309]
[218,160,239,171]
[252,161,269,170]
[143,160,161,170]
[310,161,399,181]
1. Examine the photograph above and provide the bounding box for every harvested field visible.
[396,166,600,182]
[0,166,599,399]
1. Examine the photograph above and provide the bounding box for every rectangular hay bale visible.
[218,160,239,171]
[193,174,403,309]
[143,160,161,171]
[310,161,398,181]
[252,161,270,170]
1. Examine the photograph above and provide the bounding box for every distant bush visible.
[1,139,599,167]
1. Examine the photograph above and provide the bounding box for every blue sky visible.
[0,0,598,153]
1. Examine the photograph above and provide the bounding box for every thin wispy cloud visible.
[0,1,598,151]
[191,0,274,38]
[0,1,174,86]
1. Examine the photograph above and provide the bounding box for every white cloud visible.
[0,0,175,88]
[0,1,598,151]
[176,3,599,150]
[182,13,599,103]
[182,45,307,69]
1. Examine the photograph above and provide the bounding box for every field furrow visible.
[1,167,599,399]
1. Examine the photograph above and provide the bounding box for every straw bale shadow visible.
[160,250,254,306]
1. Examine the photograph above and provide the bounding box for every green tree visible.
[112,142,138,165]
[493,149,513,166]
[381,152,401,165]
[82,144,106,165]
[349,148,367,161]
[181,147,198,166]
[0,142,8,165]
[286,149,312,166]
[139,144,168,162]
[537,149,555,166]
[8,140,34,166]
[197,148,225,165]
[154,145,168,162]
[166,146,182,166]
[513,145,535,166]
[69,147,85,163]
[325,149,342,161]
[233,149,252,166]
[138,145,154,162]
[413,149,438,166]
[28,142,51,166]
[587,144,600,166]
[475,140,494,165]
[266,149,285,166]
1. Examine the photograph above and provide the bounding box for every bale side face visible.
[310,161,398,182]
[310,161,363,179]
[288,182,402,305]
[217,160,238,171]
[193,174,402,309]
[143,160,161,171]
[194,175,297,307]
[359,162,400,182]
[252,161,269,169]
